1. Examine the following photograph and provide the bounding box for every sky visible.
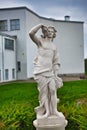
[0,0,87,58]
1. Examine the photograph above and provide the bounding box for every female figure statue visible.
[29,24,63,119]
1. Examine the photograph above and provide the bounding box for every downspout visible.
[15,36,17,80]
[2,36,4,81]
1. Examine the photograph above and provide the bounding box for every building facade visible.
[0,33,16,82]
[0,7,85,82]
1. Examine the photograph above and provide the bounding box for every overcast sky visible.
[0,0,87,58]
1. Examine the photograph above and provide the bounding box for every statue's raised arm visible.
[29,24,47,47]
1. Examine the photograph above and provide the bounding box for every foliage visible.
[0,80,87,130]
[0,82,37,130]
[58,80,87,130]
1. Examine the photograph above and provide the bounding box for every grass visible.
[57,80,87,130]
[0,82,37,130]
[0,80,87,130]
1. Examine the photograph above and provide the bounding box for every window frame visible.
[0,20,8,31]
[10,19,20,31]
[12,68,15,79]
[5,69,9,80]
[5,38,14,51]
[17,61,21,72]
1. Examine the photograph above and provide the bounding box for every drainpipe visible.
[2,36,4,81]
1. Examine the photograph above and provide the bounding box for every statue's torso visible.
[33,39,56,76]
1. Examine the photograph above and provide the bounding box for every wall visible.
[53,21,84,74]
[0,7,85,80]
[0,8,27,79]
[0,35,2,81]
[3,36,16,81]
[25,10,40,78]
[0,35,16,82]
[26,12,84,77]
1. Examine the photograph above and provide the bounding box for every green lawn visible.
[0,80,87,130]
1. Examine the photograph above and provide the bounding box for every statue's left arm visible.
[52,48,60,76]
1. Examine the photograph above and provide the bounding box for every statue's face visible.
[47,28,54,38]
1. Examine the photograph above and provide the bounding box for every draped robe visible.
[33,38,63,117]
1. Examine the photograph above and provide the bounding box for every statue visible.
[29,24,67,130]
[29,24,64,119]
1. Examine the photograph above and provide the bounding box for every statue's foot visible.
[53,111,65,119]
[41,112,49,119]
[37,112,49,119]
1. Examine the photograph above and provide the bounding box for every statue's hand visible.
[41,25,47,31]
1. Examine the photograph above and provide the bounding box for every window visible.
[12,68,15,79]
[10,19,20,31]
[5,38,14,50]
[5,69,9,80]
[17,61,21,72]
[0,20,8,31]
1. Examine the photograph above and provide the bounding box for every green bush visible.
[59,102,87,130]
[58,80,87,130]
[0,102,36,130]
[0,82,37,130]
[0,103,35,130]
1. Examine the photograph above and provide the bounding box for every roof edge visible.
[0,32,17,39]
[0,6,84,23]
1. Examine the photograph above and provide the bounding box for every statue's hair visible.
[41,26,57,41]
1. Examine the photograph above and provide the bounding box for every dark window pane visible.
[12,68,15,79]
[5,69,9,80]
[17,61,21,72]
[5,38,14,50]
[10,19,20,31]
[0,20,8,31]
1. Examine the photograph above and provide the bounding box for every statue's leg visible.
[49,79,58,115]
[40,83,50,118]
[49,79,65,118]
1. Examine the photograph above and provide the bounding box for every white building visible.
[0,7,84,82]
[0,33,16,82]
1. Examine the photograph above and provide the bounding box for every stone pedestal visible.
[33,115,68,130]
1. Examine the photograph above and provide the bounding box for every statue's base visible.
[33,115,68,130]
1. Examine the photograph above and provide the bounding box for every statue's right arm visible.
[29,24,43,47]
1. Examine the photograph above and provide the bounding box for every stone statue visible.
[29,24,67,130]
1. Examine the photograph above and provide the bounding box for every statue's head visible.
[41,26,57,41]
[47,26,57,39]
